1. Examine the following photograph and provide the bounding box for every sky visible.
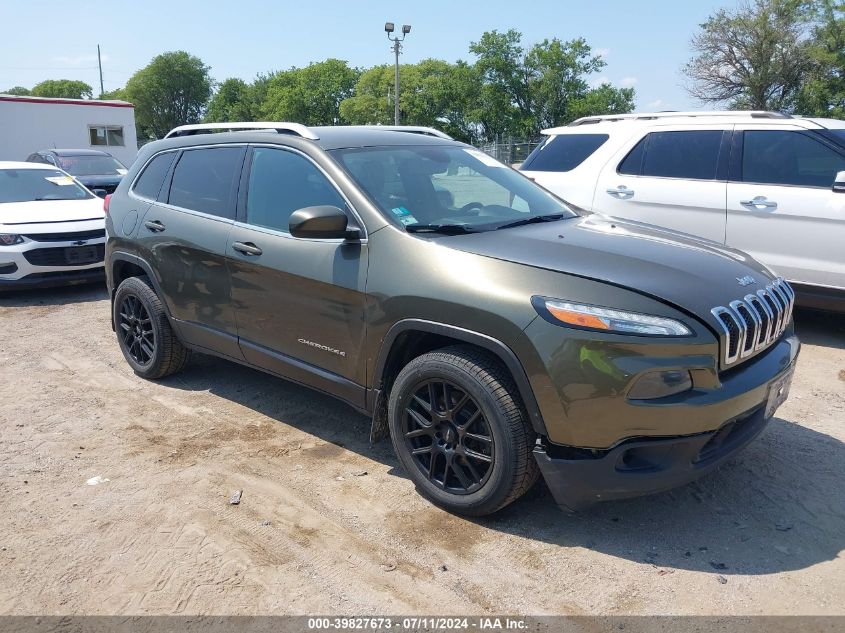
[0,0,742,113]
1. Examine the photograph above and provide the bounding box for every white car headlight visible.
[535,298,692,336]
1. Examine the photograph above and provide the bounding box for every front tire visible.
[388,345,539,516]
[113,276,190,379]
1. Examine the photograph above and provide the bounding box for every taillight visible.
[103,194,111,214]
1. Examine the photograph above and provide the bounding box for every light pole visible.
[385,22,411,125]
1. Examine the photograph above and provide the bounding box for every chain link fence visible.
[476,137,543,167]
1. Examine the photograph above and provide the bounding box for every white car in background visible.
[521,111,845,311]
[0,161,106,290]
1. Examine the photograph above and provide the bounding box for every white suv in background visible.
[521,111,845,311]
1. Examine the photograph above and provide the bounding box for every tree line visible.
[4,30,635,144]
[4,1,843,143]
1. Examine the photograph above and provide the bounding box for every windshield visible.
[0,169,93,203]
[57,154,126,177]
[331,145,576,231]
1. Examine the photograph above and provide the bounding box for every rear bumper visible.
[535,404,772,510]
[0,267,104,290]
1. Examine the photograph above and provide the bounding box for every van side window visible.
[522,134,609,172]
[245,148,346,234]
[742,130,845,187]
[168,147,243,219]
[132,152,176,201]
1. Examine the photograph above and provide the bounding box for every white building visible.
[0,94,138,166]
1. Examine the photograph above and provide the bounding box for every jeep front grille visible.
[711,277,794,367]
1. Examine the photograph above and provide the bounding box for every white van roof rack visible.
[164,121,319,140]
[566,110,792,128]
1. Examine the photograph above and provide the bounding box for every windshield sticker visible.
[117,168,128,175]
[464,149,505,168]
[391,207,418,225]
[44,176,75,186]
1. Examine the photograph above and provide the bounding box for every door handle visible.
[606,186,634,199]
[232,241,262,256]
[740,196,777,210]
[143,220,166,232]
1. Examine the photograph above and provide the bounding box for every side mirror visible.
[289,205,360,240]
[92,188,108,198]
[833,171,845,193]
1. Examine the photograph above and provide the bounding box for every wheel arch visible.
[369,319,547,441]
[108,252,173,328]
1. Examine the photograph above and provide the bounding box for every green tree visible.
[797,0,845,117]
[31,79,93,99]
[469,30,634,139]
[99,88,127,101]
[339,60,480,141]
[3,86,30,96]
[205,78,255,122]
[683,0,813,111]
[567,83,636,121]
[261,59,359,125]
[123,51,213,139]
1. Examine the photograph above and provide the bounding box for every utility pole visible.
[97,44,104,98]
[384,22,411,125]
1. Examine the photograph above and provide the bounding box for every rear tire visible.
[388,345,539,516]
[113,276,190,379]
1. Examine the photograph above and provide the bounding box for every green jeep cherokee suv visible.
[105,123,799,516]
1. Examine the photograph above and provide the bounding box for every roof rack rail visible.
[566,110,792,127]
[164,121,319,140]
[355,125,453,140]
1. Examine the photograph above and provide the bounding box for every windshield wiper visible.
[405,223,478,234]
[493,213,567,230]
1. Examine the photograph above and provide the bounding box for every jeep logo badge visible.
[736,275,756,286]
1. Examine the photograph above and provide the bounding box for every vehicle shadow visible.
[163,331,845,578]
[793,307,845,350]
[0,281,107,307]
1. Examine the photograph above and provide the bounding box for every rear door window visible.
[522,134,609,172]
[618,130,724,180]
[741,130,845,187]
[167,147,244,219]
[132,152,177,200]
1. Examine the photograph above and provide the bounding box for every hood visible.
[437,214,777,323]
[0,198,105,226]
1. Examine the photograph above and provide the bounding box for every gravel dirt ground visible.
[0,283,842,616]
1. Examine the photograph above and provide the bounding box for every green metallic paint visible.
[105,130,798,457]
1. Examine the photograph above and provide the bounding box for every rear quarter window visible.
[522,134,609,172]
[132,152,177,200]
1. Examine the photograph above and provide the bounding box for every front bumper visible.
[535,358,796,510]
[0,267,105,290]
[0,224,105,290]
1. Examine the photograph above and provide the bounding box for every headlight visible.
[534,298,692,336]
[0,234,23,246]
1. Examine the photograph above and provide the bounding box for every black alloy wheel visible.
[402,378,495,494]
[118,294,155,366]
[112,275,190,379]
